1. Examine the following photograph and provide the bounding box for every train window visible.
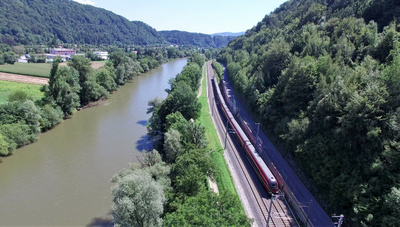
[271,183,277,188]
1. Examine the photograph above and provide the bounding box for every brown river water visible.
[0,58,187,226]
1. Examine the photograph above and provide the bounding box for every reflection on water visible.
[0,59,187,226]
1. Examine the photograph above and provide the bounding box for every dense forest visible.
[0,0,165,46]
[160,31,235,48]
[217,0,400,226]
[0,0,233,48]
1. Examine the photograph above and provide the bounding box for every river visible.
[0,58,187,226]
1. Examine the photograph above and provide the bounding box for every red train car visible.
[212,77,279,194]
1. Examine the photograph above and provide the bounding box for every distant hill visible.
[0,0,235,48]
[212,32,245,37]
[0,0,166,46]
[160,30,235,48]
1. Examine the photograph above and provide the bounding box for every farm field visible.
[0,80,44,103]
[0,63,51,78]
[0,61,106,79]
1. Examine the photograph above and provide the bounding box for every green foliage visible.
[68,55,93,106]
[0,0,166,46]
[217,0,400,225]
[212,61,224,81]
[163,128,182,163]
[160,31,235,48]
[1,51,17,65]
[0,81,43,104]
[159,81,201,125]
[95,66,117,92]
[0,133,10,156]
[8,90,29,102]
[111,150,169,227]
[164,191,250,227]
[150,62,203,134]
[111,168,165,227]
[42,60,81,116]
[39,104,64,132]
[171,148,213,198]
[143,60,247,226]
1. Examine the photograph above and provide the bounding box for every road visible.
[206,62,297,227]
[213,62,334,227]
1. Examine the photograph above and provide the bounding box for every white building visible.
[93,51,108,60]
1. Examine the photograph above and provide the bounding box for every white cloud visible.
[73,0,95,6]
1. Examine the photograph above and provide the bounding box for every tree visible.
[42,62,81,116]
[158,81,201,126]
[2,51,17,64]
[0,133,11,156]
[68,55,93,106]
[163,128,182,163]
[164,191,250,227]
[95,66,117,92]
[382,187,400,226]
[138,149,163,167]
[111,168,165,227]
[171,148,213,197]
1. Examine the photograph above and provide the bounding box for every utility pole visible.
[266,195,275,226]
[255,122,260,139]
[332,214,344,227]
[224,120,229,149]
[305,200,312,227]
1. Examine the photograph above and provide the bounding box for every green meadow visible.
[197,64,237,194]
[0,63,51,78]
[0,80,44,103]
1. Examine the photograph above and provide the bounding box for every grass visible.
[0,80,44,103]
[197,64,237,194]
[0,63,51,78]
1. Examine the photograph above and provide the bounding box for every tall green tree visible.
[111,168,165,227]
[68,55,93,106]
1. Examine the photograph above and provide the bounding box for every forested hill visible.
[0,0,166,46]
[0,0,236,48]
[160,30,235,48]
[218,0,400,226]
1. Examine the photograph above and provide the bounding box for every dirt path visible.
[59,62,105,69]
[0,72,49,85]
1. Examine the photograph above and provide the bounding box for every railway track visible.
[225,125,297,227]
[207,64,298,226]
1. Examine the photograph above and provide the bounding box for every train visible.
[211,77,279,194]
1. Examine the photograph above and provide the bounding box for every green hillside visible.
[218,0,400,226]
[0,0,236,48]
[0,0,166,46]
[160,30,235,48]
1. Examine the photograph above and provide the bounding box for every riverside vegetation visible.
[217,0,400,226]
[0,47,193,157]
[111,54,250,226]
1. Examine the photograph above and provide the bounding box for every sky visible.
[73,0,288,34]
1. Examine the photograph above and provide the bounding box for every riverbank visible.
[0,58,188,226]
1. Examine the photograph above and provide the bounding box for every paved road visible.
[218,64,334,227]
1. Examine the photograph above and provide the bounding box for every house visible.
[46,48,80,61]
[93,51,108,60]
[49,48,76,55]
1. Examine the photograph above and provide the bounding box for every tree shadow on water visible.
[87,216,113,227]
[136,134,155,152]
[137,120,148,126]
